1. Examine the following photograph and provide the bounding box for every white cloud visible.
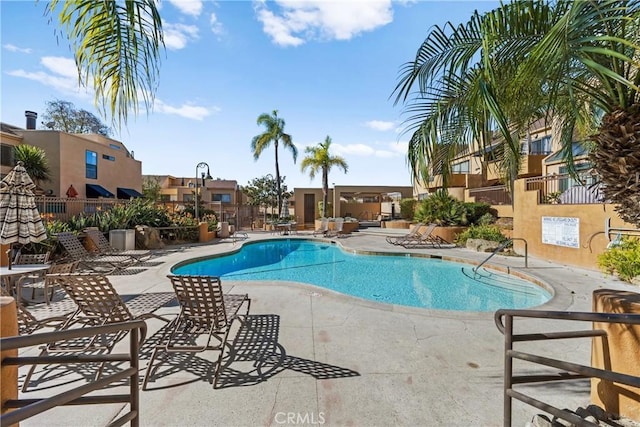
[153,99,219,120]
[3,44,32,54]
[365,120,395,131]
[6,56,92,99]
[332,142,402,158]
[210,12,224,36]
[163,22,199,50]
[168,0,203,17]
[255,0,393,47]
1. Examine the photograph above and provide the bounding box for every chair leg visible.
[212,323,235,389]
[142,346,163,390]
[22,347,49,392]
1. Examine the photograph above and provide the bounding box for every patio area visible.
[9,230,639,426]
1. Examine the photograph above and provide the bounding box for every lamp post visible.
[194,162,212,222]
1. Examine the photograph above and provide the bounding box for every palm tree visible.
[300,136,349,218]
[394,0,640,225]
[251,110,298,217]
[13,145,51,186]
[42,1,164,128]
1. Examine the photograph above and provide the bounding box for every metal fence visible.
[525,173,605,204]
[468,185,512,205]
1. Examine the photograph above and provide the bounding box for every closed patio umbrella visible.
[0,162,48,267]
[279,196,289,220]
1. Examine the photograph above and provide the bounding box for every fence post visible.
[1,296,18,424]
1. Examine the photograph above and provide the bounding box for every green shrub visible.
[399,198,417,220]
[456,224,508,246]
[414,191,492,226]
[477,212,497,225]
[598,237,640,283]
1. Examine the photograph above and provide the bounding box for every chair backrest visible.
[416,223,438,241]
[167,275,229,329]
[334,217,344,232]
[84,228,114,254]
[407,223,425,236]
[319,218,329,231]
[13,252,50,265]
[46,273,133,323]
[56,232,91,260]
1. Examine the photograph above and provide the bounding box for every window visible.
[86,150,97,179]
[109,144,121,150]
[212,193,232,203]
[102,154,115,161]
[160,194,171,202]
[530,135,552,155]
[1,144,15,167]
[451,160,470,173]
[183,194,194,202]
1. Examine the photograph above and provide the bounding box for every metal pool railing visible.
[1,320,146,427]
[494,309,640,426]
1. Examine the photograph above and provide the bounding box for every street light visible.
[194,162,212,222]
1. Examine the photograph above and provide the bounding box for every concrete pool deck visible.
[16,230,640,427]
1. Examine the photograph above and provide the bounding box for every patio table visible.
[0,264,51,302]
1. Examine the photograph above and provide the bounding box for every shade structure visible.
[0,162,47,245]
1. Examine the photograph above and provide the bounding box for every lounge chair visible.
[17,260,80,304]
[326,217,345,238]
[313,218,329,236]
[55,232,139,273]
[386,223,425,246]
[142,274,251,390]
[22,273,171,392]
[400,224,449,248]
[84,228,151,261]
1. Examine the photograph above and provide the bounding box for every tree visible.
[244,175,291,224]
[13,144,51,186]
[142,176,162,201]
[300,136,349,218]
[394,0,640,225]
[251,110,298,217]
[42,100,111,136]
[41,1,163,129]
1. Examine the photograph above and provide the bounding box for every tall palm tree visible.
[43,0,164,128]
[300,136,349,218]
[13,145,51,186]
[251,110,298,217]
[394,0,640,225]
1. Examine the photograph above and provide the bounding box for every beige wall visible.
[512,179,634,269]
[19,130,141,198]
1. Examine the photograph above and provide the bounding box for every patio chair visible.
[13,251,51,265]
[16,260,80,304]
[385,223,426,246]
[21,273,171,392]
[399,224,449,249]
[142,274,251,390]
[83,228,151,261]
[326,217,345,238]
[55,232,138,274]
[313,218,329,236]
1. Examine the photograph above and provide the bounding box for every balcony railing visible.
[525,173,605,205]
[468,185,512,205]
[37,196,127,223]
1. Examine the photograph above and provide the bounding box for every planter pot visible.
[422,226,467,244]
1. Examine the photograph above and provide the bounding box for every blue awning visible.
[86,183,115,198]
[117,187,143,199]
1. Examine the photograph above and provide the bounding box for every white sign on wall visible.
[541,216,580,248]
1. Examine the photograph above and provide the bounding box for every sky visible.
[1,0,499,190]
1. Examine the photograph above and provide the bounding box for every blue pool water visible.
[172,239,552,312]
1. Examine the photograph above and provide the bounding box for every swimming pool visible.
[172,239,552,312]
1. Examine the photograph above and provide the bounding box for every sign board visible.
[541,216,580,248]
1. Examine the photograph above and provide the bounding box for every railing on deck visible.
[494,310,640,427]
[1,320,145,427]
[468,185,512,205]
[525,173,605,205]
